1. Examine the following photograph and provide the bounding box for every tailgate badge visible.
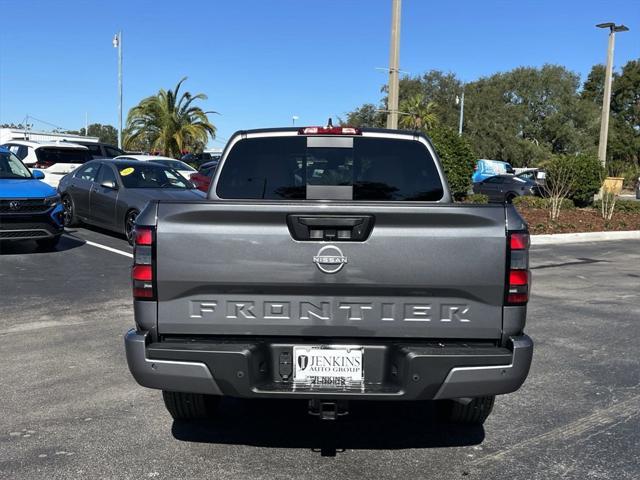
[313,245,347,274]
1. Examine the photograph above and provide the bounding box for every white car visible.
[114,155,196,180]
[1,140,92,187]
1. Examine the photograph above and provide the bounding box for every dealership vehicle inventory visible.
[125,126,533,424]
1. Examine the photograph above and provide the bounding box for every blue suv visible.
[0,146,64,250]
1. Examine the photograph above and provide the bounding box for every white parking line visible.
[83,239,133,258]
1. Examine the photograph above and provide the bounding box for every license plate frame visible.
[293,345,364,385]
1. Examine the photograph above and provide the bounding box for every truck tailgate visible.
[155,202,507,339]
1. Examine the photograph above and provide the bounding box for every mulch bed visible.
[517,207,640,235]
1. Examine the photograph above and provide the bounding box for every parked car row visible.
[0,140,219,249]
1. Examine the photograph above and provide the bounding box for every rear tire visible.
[162,391,220,420]
[36,235,61,251]
[447,396,495,425]
[124,210,139,246]
[505,192,517,204]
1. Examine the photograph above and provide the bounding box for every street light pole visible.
[457,90,465,136]
[113,31,123,149]
[596,22,629,170]
[386,0,402,129]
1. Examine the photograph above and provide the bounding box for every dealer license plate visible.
[293,346,363,385]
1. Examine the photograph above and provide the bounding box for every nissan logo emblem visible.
[313,245,348,274]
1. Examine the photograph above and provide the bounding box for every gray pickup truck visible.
[124,126,533,424]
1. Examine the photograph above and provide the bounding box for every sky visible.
[0,0,638,147]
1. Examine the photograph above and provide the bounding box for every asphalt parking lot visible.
[1,229,639,480]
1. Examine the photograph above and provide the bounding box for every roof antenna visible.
[327,118,333,128]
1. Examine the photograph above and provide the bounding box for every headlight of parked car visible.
[44,194,61,206]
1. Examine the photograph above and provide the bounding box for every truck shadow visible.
[171,398,484,455]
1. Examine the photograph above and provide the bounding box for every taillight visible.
[506,231,530,305]
[132,226,155,300]
[298,126,362,135]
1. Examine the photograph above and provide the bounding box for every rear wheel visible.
[162,391,220,420]
[36,235,61,251]
[505,192,517,204]
[62,195,78,227]
[446,396,495,425]
[124,210,139,246]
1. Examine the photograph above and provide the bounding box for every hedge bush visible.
[428,126,476,200]
[462,194,489,204]
[593,199,640,213]
[513,195,574,210]
[540,154,604,207]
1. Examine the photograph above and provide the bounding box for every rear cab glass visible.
[36,147,91,164]
[216,136,444,201]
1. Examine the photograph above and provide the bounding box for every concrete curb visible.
[531,230,640,245]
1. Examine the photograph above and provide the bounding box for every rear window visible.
[116,164,191,189]
[36,147,91,164]
[216,136,443,201]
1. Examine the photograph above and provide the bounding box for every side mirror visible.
[101,179,118,189]
[32,169,45,180]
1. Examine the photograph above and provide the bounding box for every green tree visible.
[428,126,476,199]
[124,77,216,157]
[581,64,606,104]
[77,124,118,145]
[342,103,385,128]
[399,93,438,130]
[582,59,640,179]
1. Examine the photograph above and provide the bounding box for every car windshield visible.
[117,164,192,189]
[217,136,444,201]
[36,147,91,163]
[0,150,32,179]
[150,159,195,171]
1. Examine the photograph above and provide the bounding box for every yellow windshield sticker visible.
[120,167,134,176]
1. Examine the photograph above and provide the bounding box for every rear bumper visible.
[125,330,533,400]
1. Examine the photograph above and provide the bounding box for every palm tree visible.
[124,77,216,157]
[399,93,438,131]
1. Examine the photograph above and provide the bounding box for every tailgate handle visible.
[287,215,374,241]
[298,217,363,228]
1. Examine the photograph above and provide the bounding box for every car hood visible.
[0,179,57,199]
[130,188,205,201]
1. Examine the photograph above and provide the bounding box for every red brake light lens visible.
[135,227,153,246]
[509,270,529,286]
[298,126,362,135]
[132,265,153,281]
[510,233,529,250]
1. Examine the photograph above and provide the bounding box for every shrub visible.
[462,194,489,204]
[593,199,640,213]
[623,166,640,190]
[540,154,604,208]
[428,127,476,200]
[567,154,605,206]
[513,196,574,210]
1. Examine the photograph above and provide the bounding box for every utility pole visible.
[386,0,402,129]
[596,22,629,169]
[457,90,465,136]
[113,31,123,149]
